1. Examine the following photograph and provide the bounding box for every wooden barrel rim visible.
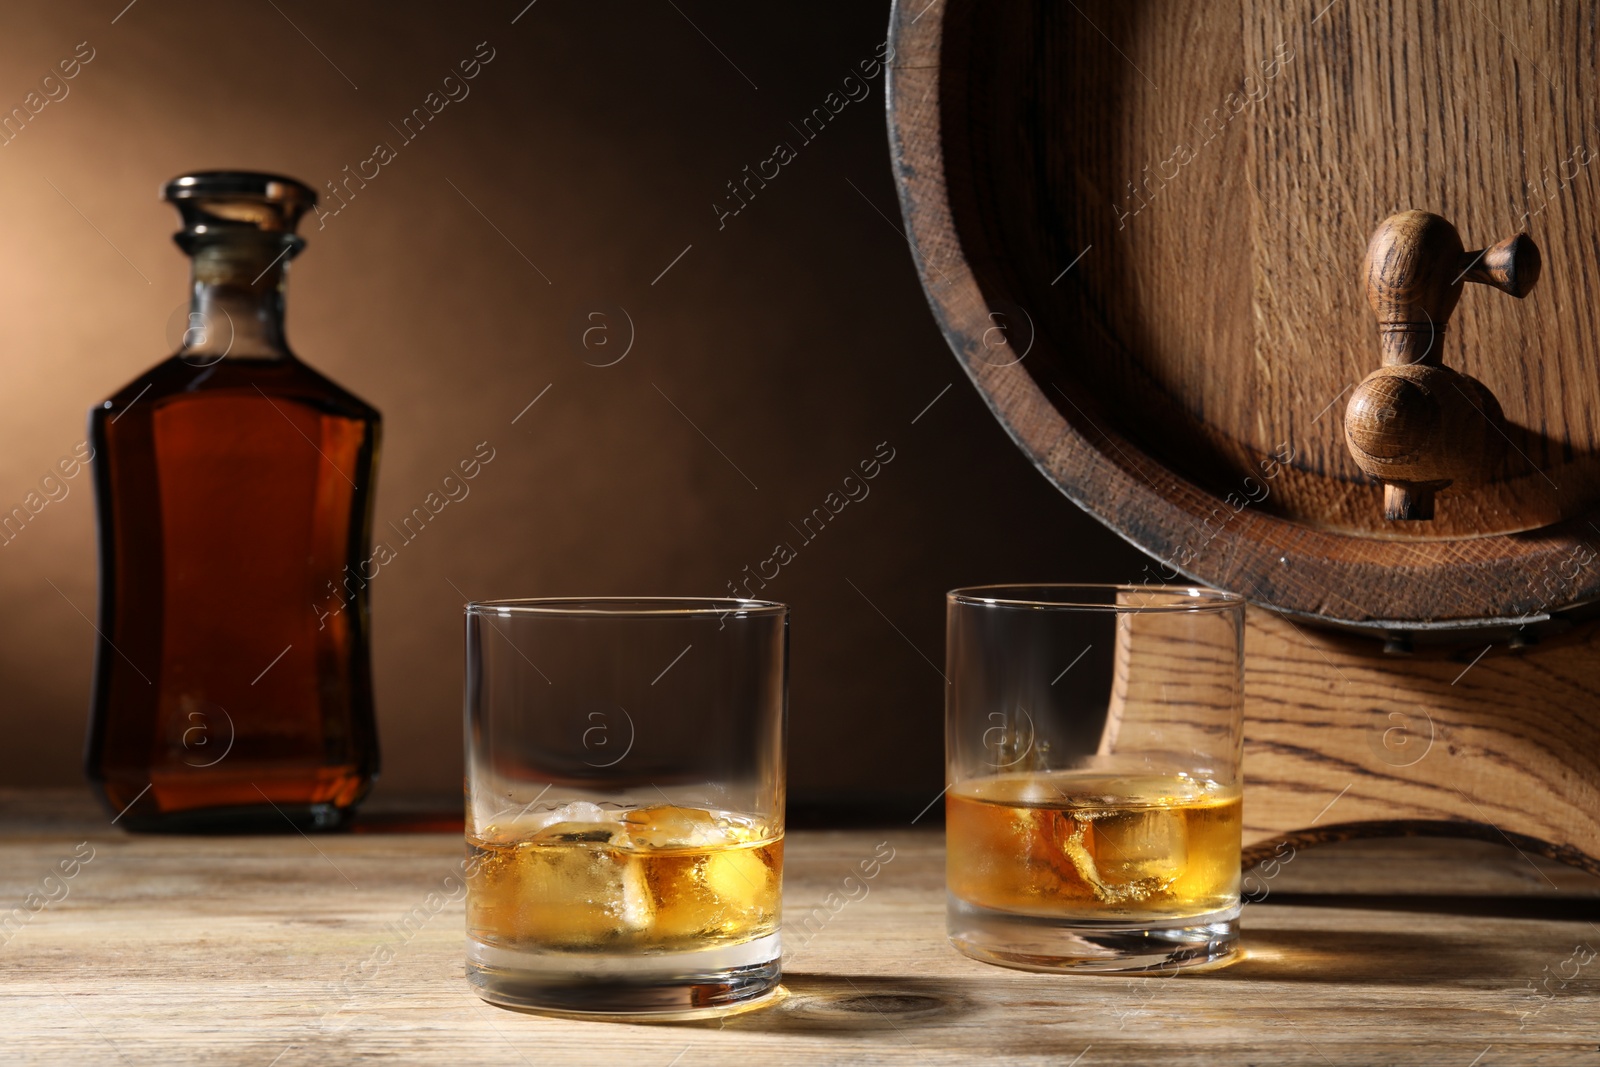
[885,0,1600,629]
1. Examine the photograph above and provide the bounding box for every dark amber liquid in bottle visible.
[86,172,380,831]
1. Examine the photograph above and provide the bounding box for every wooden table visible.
[2,792,1596,1065]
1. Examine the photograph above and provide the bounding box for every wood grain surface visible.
[1,791,1597,1065]
[1240,604,1600,875]
[888,0,1600,623]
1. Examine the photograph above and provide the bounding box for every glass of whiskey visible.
[944,584,1245,973]
[463,598,787,1016]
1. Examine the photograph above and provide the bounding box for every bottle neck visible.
[181,235,300,361]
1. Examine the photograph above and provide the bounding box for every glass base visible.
[947,896,1240,973]
[467,932,782,1018]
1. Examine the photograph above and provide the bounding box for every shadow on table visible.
[682,973,977,1033]
[1257,892,1600,920]
[1230,926,1539,985]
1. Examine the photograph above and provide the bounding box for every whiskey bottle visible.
[86,172,380,831]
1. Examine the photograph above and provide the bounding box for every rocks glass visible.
[944,584,1245,973]
[463,598,787,1016]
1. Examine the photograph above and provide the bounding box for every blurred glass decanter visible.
[86,171,381,831]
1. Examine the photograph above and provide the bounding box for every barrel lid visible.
[887,0,1600,631]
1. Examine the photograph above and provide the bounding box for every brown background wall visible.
[0,0,1147,810]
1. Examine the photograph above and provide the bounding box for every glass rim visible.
[464,596,788,618]
[947,583,1243,613]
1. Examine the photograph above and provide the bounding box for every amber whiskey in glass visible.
[945,772,1242,920]
[467,805,783,954]
[86,172,380,831]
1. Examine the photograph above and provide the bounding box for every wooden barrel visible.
[887,0,1600,631]
[888,0,1600,871]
